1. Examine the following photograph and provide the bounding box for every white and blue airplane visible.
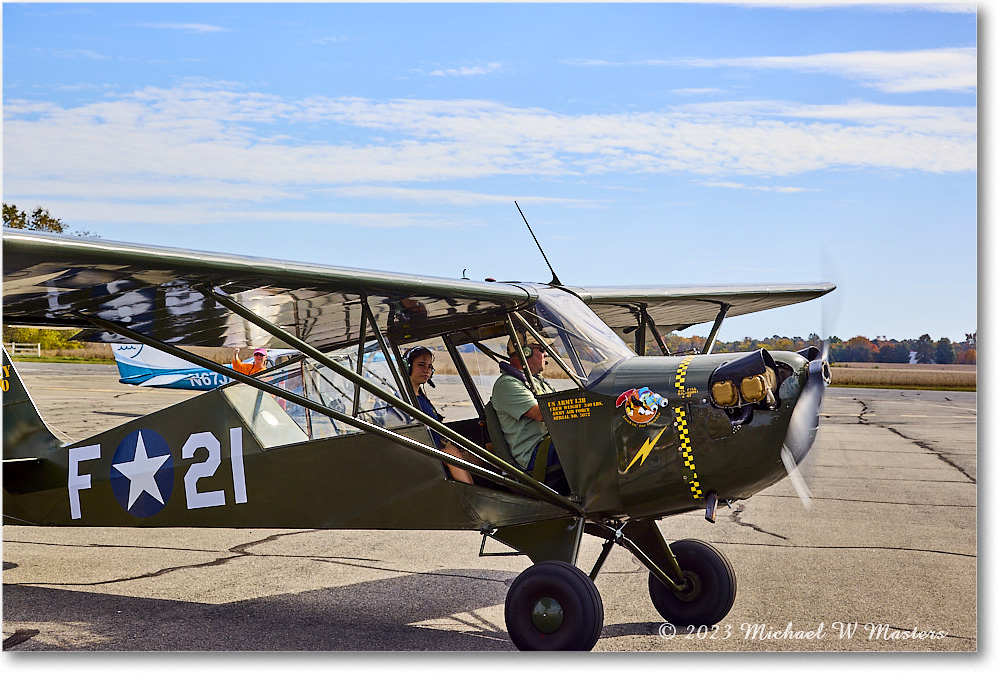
[112,344,296,391]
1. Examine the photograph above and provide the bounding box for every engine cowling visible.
[542,349,812,519]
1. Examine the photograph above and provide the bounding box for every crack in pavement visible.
[4,537,382,562]
[729,504,789,541]
[856,398,872,425]
[721,541,975,558]
[4,529,510,589]
[882,426,976,483]
[5,530,317,587]
[853,396,975,484]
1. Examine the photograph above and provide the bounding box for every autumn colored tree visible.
[958,348,976,365]
[840,336,877,362]
[3,203,67,232]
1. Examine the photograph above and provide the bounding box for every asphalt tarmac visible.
[2,363,977,652]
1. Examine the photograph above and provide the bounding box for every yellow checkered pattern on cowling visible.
[674,357,692,396]
[674,356,702,500]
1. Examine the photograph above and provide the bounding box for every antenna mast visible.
[515,201,562,286]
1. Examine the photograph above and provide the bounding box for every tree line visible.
[663,333,976,365]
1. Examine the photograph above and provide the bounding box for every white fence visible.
[3,342,42,356]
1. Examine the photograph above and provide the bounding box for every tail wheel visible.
[648,539,737,626]
[505,561,604,651]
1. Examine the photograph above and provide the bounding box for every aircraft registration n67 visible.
[2,228,833,651]
[111,342,299,390]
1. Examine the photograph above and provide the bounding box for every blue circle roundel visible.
[109,429,174,517]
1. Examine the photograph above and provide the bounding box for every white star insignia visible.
[112,431,169,509]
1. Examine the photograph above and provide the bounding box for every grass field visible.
[829,362,976,391]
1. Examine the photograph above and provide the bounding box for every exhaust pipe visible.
[705,490,719,523]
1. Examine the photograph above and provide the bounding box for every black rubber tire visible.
[648,539,737,627]
[505,561,604,651]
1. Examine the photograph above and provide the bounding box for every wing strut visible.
[702,303,731,355]
[196,287,583,514]
[362,299,414,408]
[504,314,536,393]
[73,310,580,510]
[351,300,369,416]
[639,306,669,356]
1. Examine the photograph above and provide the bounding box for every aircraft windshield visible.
[525,288,634,383]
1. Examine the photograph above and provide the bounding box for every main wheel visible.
[648,539,737,626]
[505,561,604,651]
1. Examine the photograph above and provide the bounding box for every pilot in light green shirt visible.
[491,335,556,468]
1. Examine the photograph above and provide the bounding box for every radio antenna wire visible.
[515,201,562,286]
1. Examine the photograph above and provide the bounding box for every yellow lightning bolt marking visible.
[622,355,697,475]
[625,425,667,472]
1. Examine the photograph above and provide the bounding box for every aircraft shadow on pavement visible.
[4,567,669,650]
[4,569,517,651]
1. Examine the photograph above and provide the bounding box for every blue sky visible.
[2,2,979,343]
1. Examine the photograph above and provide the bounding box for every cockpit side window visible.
[449,325,580,403]
[223,339,409,447]
[396,336,480,423]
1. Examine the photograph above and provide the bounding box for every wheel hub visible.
[530,596,565,633]
[673,571,703,602]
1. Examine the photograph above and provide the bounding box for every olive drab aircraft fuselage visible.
[2,228,834,651]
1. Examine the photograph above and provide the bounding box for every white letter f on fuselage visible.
[69,444,101,520]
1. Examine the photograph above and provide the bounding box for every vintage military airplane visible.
[2,227,833,651]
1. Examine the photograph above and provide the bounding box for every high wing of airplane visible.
[2,228,834,651]
[111,343,299,390]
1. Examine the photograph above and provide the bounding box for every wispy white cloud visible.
[2,83,975,228]
[427,62,503,77]
[51,48,108,60]
[323,186,599,206]
[700,181,819,193]
[566,47,976,93]
[679,48,976,93]
[137,22,231,34]
[670,88,726,97]
[25,199,479,230]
